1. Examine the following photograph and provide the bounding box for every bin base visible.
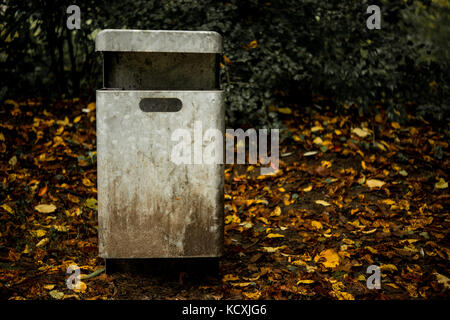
[105,258,220,277]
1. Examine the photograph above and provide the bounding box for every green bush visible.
[1,0,448,126]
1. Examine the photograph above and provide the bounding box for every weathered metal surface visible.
[104,52,218,90]
[95,29,223,53]
[96,90,224,258]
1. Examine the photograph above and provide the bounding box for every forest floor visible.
[0,98,448,300]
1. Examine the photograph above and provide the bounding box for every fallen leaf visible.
[73,281,87,293]
[311,221,323,230]
[43,284,55,290]
[38,185,47,196]
[8,155,17,166]
[267,233,285,238]
[243,291,261,299]
[297,279,315,284]
[352,127,371,138]
[262,246,287,253]
[1,204,14,214]
[82,178,94,187]
[231,282,252,287]
[366,179,385,189]
[380,264,398,272]
[85,198,98,210]
[434,272,450,289]
[223,274,239,282]
[435,178,448,189]
[35,204,56,213]
[391,122,401,129]
[278,107,292,114]
[315,200,331,206]
[303,151,318,157]
[31,229,47,237]
[49,290,64,300]
[313,137,323,145]
[36,238,49,247]
[270,206,281,217]
[314,249,340,268]
[67,193,80,203]
[22,244,31,254]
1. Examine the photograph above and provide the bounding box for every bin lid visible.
[95,29,222,53]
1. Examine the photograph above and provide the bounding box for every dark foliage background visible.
[1,0,449,126]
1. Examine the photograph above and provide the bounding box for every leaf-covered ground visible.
[0,99,448,300]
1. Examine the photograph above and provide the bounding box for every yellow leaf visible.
[311,126,323,132]
[32,229,47,237]
[314,249,340,268]
[311,221,323,230]
[391,122,401,129]
[54,225,68,232]
[262,246,287,253]
[352,127,371,138]
[361,228,377,234]
[243,291,261,299]
[303,185,312,192]
[297,279,315,284]
[1,204,14,214]
[49,290,64,300]
[87,102,96,111]
[382,199,395,205]
[74,281,87,293]
[375,114,383,123]
[333,291,355,300]
[73,116,82,123]
[386,283,400,289]
[267,233,284,238]
[380,264,398,272]
[22,244,31,254]
[270,206,281,217]
[435,178,448,189]
[315,200,331,206]
[292,260,307,266]
[434,272,450,289]
[258,217,269,225]
[365,246,378,254]
[366,179,385,189]
[225,214,241,224]
[248,40,258,48]
[44,284,55,290]
[8,155,17,166]
[223,274,239,282]
[321,160,332,168]
[278,107,292,114]
[231,282,252,287]
[36,238,49,247]
[35,204,56,213]
[313,137,323,145]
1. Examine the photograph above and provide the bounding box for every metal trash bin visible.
[95,30,224,259]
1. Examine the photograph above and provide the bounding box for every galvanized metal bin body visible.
[95,30,224,259]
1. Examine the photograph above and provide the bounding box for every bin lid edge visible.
[95,29,223,53]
